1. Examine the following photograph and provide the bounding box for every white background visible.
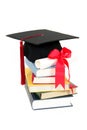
[0,0,87,130]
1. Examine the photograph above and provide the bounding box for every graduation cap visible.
[7,29,78,85]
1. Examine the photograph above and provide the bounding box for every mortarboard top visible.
[7,29,78,45]
[7,29,78,85]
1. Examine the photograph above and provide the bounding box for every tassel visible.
[20,40,25,85]
[20,33,43,85]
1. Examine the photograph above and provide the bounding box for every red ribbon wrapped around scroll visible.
[48,47,71,88]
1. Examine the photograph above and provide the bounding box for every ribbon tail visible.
[69,83,77,94]
[63,59,70,81]
[55,62,65,89]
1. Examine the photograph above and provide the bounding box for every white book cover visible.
[36,67,55,77]
[25,84,73,110]
[33,76,55,83]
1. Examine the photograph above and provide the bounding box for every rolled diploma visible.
[35,58,57,69]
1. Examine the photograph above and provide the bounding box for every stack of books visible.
[25,57,77,110]
[7,29,78,110]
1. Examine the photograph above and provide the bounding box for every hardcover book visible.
[25,58,55,77]
[33,76,55,84]
[36,88,77,99]
[25,68,70,93]
[25,84,73,110]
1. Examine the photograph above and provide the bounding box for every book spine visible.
[25,58,37,75]
[41,90,76,99]
[33,77,55,83]
[29,84,70,93]
[36,68,55,77]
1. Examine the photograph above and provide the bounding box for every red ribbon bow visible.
[48,47,71,88]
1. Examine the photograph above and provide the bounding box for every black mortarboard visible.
[7,29,78,85]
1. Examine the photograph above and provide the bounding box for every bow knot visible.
[48,47,71,88]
